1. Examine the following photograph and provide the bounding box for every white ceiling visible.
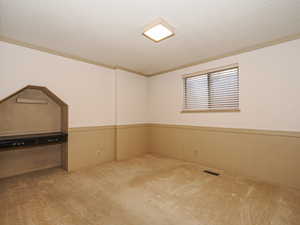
[1,0,300,75]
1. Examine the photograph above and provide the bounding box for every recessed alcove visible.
[0,85,68,178]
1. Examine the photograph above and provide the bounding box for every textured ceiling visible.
[1,0,300,75]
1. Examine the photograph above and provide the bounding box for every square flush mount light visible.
[143,18,175,42]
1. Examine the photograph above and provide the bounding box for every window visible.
[183,65,239,112]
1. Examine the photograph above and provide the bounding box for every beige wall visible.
[67,122,300,189]
[149,124,300,189]
[68,126,116,171]
[0,145,61,179]
[116,124,149,160]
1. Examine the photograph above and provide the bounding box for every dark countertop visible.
[0,132,67,141]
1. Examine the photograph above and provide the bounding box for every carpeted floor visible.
[1,154,300,225]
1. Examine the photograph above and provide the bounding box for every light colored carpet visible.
[1,154,299,225]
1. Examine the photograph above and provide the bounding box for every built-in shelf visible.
[0,132,68,152]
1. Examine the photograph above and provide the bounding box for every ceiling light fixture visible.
[143,18,175,43]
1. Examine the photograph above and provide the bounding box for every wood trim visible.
[148,123,300,138]
[62,123,300,138]
[182,63,238,78]
[69,124,151,132]
[116,123,151,129]
[69,125,115,132]
[0,129,62,137]
[116,66,147,77]
[181,109,240,113]
[0,36,147,77]
[148,33,300,76]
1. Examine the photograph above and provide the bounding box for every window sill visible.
[181,109,240,113]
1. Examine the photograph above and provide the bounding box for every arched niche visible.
[0,85,68,178]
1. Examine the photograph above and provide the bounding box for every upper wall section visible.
[148,38,300,132]
[0,41,116,128]
[2,38,300,131]
[0,41,150,128]
[116,69,148,125]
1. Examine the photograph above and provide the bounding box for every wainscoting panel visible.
[149,124,300,189]
[116,124,150,160]
[68,124,150,171]
[68,126,116,171]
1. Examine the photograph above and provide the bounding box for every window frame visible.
[182,64,240,113]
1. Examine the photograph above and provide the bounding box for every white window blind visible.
[183,66,239,112]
